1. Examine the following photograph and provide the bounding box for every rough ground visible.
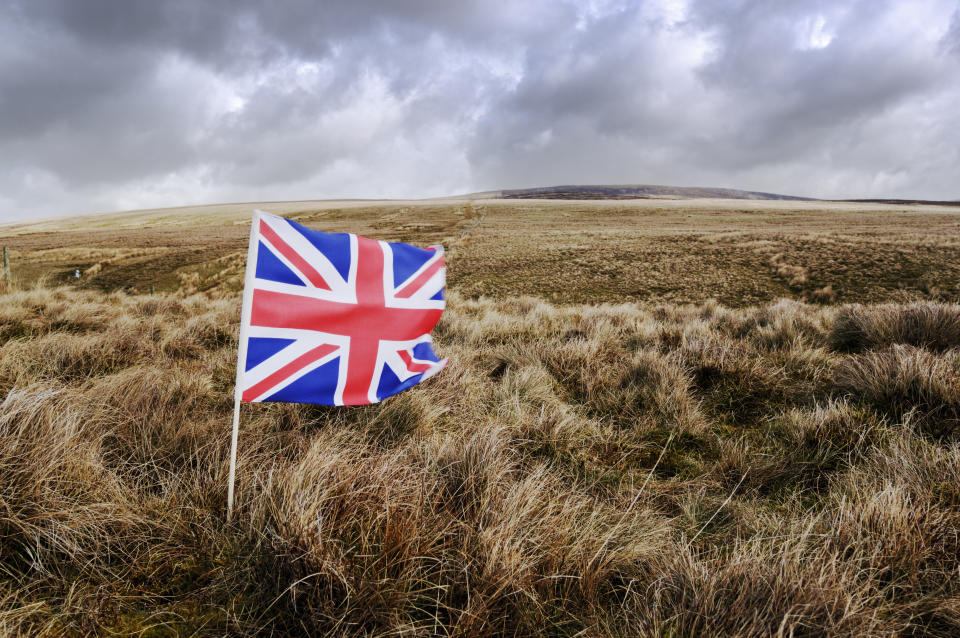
[1,198,959,636]
[3,197,960,304]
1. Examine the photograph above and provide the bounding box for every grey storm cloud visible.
[1,0,958,221]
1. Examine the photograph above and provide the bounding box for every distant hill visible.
[464,184,815,201]
[837,198,960,207]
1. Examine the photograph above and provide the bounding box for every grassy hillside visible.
[1,199,959,635]
[4,197,960,305]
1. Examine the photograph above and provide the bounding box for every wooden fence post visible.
[1,246,10,288]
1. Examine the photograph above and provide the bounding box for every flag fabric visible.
[235,210,447,406]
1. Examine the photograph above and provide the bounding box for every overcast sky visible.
[1,0,959,222]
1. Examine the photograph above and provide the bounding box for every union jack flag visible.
[235,210,447,406]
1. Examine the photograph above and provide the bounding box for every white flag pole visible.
[228,209,263,521]
[226,398,241,521]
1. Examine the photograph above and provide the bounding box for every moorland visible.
[1,196,959,635]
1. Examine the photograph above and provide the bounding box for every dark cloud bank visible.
[1,0,958,221]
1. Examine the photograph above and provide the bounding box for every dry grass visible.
[5,197,960,304]
[1,196,958,634]
[0,282,959,636]
[834,345,960,438]
[831,303,960,352]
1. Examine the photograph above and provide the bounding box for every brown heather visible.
[0,283,958,636]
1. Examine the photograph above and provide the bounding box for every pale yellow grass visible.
[1,285,959,635]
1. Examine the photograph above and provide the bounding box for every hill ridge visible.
[463,183,815,201]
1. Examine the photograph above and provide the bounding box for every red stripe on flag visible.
[395,256,444,299]
[251,289,443,341]
[259,220,331,290]
[398,349,432,373]
[340,236,385,405]
[242,343,338,401]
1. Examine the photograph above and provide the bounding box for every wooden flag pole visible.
[227,210,263,522]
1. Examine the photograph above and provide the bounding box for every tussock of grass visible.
[830,302,960,352]
[1,287,959,635]
[834,345,960,438]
